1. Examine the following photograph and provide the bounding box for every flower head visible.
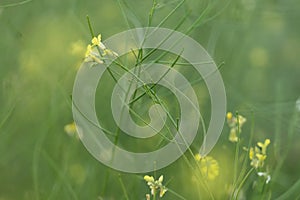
[195,154,219,181]
[226,112,247,142]
[84,33,117,65]
[64,122,77,137]
[91,34,101,46]
[257,139,270,155]
[144,175,167,198]
[249,139,271,169]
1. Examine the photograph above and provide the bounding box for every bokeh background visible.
[0,0,299,199]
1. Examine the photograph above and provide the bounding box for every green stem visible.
[230,111,241,199]
[86,15,95,38]
[234,168,254,200]
[0,0,32,8]
[118,174,130,200]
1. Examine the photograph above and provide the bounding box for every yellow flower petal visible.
[194,153,202,161]
[144,175,154,183]
[226,112,233,120]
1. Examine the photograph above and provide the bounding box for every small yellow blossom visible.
[144,175,167,198]
[226,112,233,120]
[249,147,254,160]
[229,128,239,142]
[195,154,219,181]
[85,44,93,58]
[84,33,117,65]
[144,175,155,183]
[226,112,247,142]
[249,139,271,168]
[146,194,151,200]
[64,122,77,137]
[194,153,202,161]
[70,40,85,56]
[257,139,270,155]
[91,34,101,46]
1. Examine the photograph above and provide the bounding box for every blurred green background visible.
[0,0,300,199]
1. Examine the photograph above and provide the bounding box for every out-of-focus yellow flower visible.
[64,122,77,137]
[70,40,85,56]
[249,139,271,169]
[194,153,202,161]
[85,44,93,58]
[68,163,86,185]
[229,128,239,142]
[226,112,233,120]
[226,112,247,142]
[144,175,167,198]
[146,194,151,200]
[195,154,219,181]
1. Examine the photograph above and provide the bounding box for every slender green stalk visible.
[234,168,254,200]
[167,188,187,200]
[86,15,95,38]
[0,0,32,8]
[42,151,78,200]
[233,112,241,182]
[129,50,182,105]
[118,174,130,200]
[0,104,15,130]
[235,109,255,187]
[230,111,241,200]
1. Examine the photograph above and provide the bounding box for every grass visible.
[0,0,300,199]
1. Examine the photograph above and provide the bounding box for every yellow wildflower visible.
[146,194,151,200]
[144,175,167,198]
[226,112,247,142]
[229,127,238,142]
[249,139,271,169]
[91,34,101,46]
[144,175,155,183]
[194,153,202,161]
[64,122,77,137]
[226,112,233,120]
[85,44,93,58]
[195,154,219,181]
[249,147,254,160]
[257,139,270,155]
[84,33,117,65]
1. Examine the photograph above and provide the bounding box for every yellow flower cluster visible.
[144,175,167,198]
[84,34,118,64]
[249,139,271,168]
[195,154,219,181]
[64,122,77,137]
[226,112,247,142]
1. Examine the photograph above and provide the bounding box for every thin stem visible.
[118,174,130,200]
[230,111,241,199]
[235,168,254,200]
[86,15,95,38]
[0,0,32,8]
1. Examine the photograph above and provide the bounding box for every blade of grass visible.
[0,0,32,8]
[129,50,183,105]
[118,174,130,200]
[276,178,300,200]
[42,150,78,200]
[0,103,15,130]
